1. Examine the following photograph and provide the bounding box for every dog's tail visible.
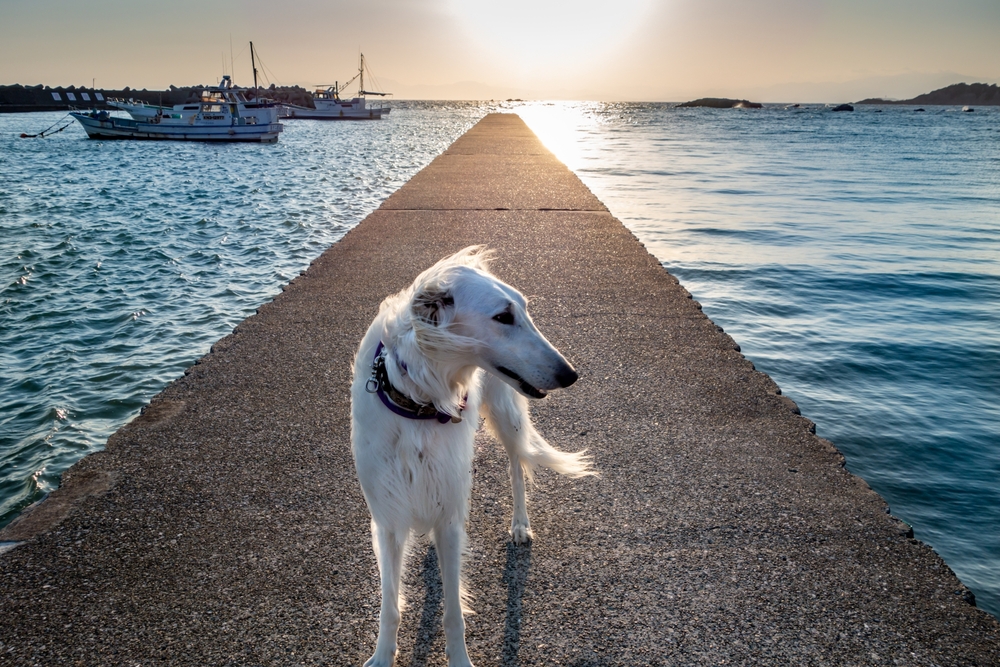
[480,373,596,482]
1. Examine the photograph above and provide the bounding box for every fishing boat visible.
[281,53,390,120]
[103,97,196,121]
[70,75,282,142]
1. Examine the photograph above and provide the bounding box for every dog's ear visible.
[412,287,454,326]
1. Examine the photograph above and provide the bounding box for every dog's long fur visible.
[350,246,594,667]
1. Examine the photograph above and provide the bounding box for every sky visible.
[1,0,998,102]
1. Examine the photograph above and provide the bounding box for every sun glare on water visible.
[450,0,654,71]
[515,102,596,170]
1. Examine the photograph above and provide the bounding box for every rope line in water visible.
[20,113,73,138]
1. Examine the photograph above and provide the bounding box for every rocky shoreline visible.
[674,82,1000,110]
[857,82,1000,106]
[6,81,998,112]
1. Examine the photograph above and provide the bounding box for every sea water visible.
[0,101,487,523]
[1,102,998,619]
[519,102,1000,619]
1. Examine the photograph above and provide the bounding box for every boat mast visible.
[359,53,364,96]
[250,41,259,97]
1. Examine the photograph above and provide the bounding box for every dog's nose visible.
[556,364,579,388]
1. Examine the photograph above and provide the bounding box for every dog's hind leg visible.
[507,448,532,544]
[480,375,533,543]
[433,521,474,667]
[480,374,595,545]
[366,520,407,667]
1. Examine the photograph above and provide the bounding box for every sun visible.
[449,0,655,73]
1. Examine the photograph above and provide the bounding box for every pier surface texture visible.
[2,114,998,666]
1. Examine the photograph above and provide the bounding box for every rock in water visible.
[677,97,762,109]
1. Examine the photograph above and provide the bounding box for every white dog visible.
[351,246,595,667]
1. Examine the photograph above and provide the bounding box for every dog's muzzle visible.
[497,363,577,399]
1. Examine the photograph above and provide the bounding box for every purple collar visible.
[365,342,462,424]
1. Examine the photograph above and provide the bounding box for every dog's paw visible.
[364,650,396,667]
[510,521,533,544]
[445,646,476,667]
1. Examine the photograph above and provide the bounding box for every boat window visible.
[202,104,223,113]
[183,106,198,110]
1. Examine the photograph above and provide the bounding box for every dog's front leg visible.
[366,521,406,667]
[434,522,475,667]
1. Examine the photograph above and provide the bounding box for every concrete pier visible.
[2,114,998,665]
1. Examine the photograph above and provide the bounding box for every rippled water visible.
[2,101,998,620]
[0,102,488,526]
[519,102,1000,618]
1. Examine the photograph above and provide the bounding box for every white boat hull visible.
[280,105,389,120]
[71,113,282,142]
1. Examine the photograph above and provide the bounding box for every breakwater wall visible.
[0,83,314,113]
[1,114,997,665]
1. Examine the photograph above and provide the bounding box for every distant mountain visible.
[857,82,1000,106]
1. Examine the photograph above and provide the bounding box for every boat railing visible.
[107,98,157,107]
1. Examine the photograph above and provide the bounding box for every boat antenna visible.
[250,41,259,97]
[230,34,235,84]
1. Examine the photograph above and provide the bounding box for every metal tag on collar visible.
[365,346,385,394]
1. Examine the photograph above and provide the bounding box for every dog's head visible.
[401,246,578,399]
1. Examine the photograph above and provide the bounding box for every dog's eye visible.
[493,311,515,325]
